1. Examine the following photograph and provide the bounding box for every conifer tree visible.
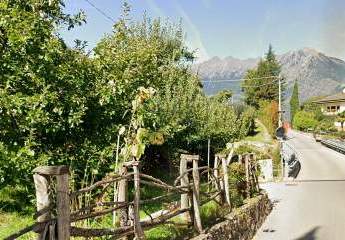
[290,80,300,123]
[242,45,282,108]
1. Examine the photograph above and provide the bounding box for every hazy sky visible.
[61,0,345,62]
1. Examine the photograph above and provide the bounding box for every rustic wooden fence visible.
[5,153,260,240]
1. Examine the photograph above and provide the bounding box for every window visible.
[327,105,340,112]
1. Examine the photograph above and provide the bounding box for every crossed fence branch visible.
[5,153,260,240]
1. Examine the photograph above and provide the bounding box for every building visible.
[314,89,345,129]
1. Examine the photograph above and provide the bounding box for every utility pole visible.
[207,138,210,191]
[277,76,285,180]
[278,77,283,127]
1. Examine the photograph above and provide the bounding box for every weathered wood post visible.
[221,156,231,208]
[117,165,129,238]
[131,161,145,239]
[251,154,260,192]
[213,155,222,204]
[33,166,70,240]
[33,170,51,240]
[56,170,70,240]
[180,154,191,222]
[244,154,250,198]
[191,155,202,233]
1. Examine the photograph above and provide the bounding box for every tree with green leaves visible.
[293,111,318,131]
[0,1,257,201]
[211,90,232,104]
[290,80,300,123]
[242,45,282,108]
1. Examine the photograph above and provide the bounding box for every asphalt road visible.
[254,130,345,240]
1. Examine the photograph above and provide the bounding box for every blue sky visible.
[61,0,345,62]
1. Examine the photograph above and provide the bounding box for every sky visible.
[61,0,345,62]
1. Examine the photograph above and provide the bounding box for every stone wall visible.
[191,193,272,240]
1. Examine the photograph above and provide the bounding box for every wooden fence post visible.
[221,156,231,208]
[244,155,250,198]
[238,154,242,163]
[56,172,70,240]
[250,154,260,192]
[33,166,70,240]
[180,154,191,222]
[132,161,145,239]
[33,172,51,239]
[192,156,202,233]
[117,165,129,232]
[213,155,222,204]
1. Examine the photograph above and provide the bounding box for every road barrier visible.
[321,139,345,154]
[281,141,301,178]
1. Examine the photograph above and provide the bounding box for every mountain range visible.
[193,48,345,119]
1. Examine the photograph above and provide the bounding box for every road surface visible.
[254,130,345,240]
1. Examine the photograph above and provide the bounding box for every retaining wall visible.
[191,193,272,240]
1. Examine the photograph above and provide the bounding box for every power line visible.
[83,0,116,23]
[201,79,279,88]
[202,76,277,83]
[241,79,279,88]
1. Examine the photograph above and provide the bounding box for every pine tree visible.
[242,45,282,108]
[290,80,300,123]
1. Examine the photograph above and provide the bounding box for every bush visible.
[293,111,318,131]
[257,100,278,136]
[0,2,256,200]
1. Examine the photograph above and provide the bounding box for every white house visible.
[314,89,345,129]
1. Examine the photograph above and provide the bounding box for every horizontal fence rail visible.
[5,153,261,240]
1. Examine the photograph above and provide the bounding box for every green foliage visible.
[234,144,270,160]
[301,98,324,121]
[0,1,256,200]
[290,80,300,123]
[317,118,337,132]
[269,144,281,177]
[211,89,232,104]
[257,100,278,136]
[297,97,336,132]
[0,0,98,190]
[242,45,282,108]
[292,111,318,131]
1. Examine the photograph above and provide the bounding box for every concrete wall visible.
[191,193,272,240]
[258,159,273,182]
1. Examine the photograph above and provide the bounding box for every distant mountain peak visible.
[195,48,345,104]
[301,47,320,55]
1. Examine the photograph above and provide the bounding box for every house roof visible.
[313,93,345,104]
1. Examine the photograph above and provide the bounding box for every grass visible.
[245,120,273,144]
[0,186,36,239]
[270,141,282,178]
[0,211,36,240]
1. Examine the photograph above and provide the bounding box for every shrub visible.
[293,111,318,131]
[257,100,278,136]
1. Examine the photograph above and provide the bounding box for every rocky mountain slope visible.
[194,48,345,106]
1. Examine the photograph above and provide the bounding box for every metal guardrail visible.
[281,141,301,178]
[321,139,345,153]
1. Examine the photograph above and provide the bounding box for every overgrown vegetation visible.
[241,45,281,138]
[290,80,300,123]
[0,0,256,220]
[257,101,279,137]
[293,99,336,132]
